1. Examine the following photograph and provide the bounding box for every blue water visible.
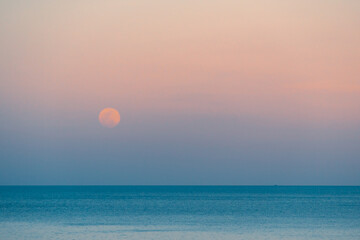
[1,186,359,239]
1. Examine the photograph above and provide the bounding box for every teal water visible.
[0,186,359,239]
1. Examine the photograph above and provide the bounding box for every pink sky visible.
[1,0,360,126]
[1,1,360,185]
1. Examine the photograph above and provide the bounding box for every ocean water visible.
[0,186,359,240]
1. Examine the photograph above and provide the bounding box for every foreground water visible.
[0,186,359,239]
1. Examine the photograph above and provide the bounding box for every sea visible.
[0,186,359,240]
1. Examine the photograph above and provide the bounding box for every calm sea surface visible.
[0,186,359,239]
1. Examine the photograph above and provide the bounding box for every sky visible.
[0,0,359,185]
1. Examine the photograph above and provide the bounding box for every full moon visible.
[98,108,120,128]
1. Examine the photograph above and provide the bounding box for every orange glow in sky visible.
[99,108,121,128]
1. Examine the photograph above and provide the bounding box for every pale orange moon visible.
[98,108,120,128]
